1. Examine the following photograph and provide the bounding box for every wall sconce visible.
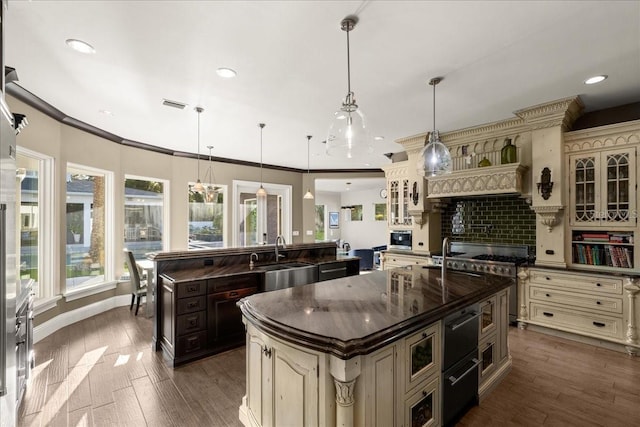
[537,167,553,200]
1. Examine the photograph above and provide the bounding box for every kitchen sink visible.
[257,262,318,291]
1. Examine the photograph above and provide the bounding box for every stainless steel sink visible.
[257,262,318,291]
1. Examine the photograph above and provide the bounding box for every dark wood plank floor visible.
[18,306,640,426]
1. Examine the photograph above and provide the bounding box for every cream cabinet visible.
[381,252,432,271]
[519,268,640,354]
[359,322,441,427]
[567,146,638,272]
[478,288,509,399]
[244,324,320,427]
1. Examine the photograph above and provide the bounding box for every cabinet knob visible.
[545,277,551,281]
[596,283,602,287]
[596,301,602,305]
[422,390,428,397]
[422,332,428,339]
[545,293,550,297]
[262,345,272,358]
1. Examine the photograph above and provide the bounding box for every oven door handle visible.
[448,311,480,331]
[448,358,481,386]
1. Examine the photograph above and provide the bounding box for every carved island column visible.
[516,267,530,329]
[330,355,362,427]
[624,278,639,356]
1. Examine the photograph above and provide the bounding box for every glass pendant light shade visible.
[257,123,267,198]
[419,130,452,176]
[419,77,452,177]
[327,17,372,159]
[192,180,205,193]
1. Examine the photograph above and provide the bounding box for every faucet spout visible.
[441,237,450,282]
[275,235,287,261]
[249,252,258,270]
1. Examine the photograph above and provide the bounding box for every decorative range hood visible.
[427,162,528,198]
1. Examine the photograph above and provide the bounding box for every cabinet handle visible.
[543,312,554,317]
[188,316,198,327]
[229,291,238,297]
[596,283,602,287]
[262,345,272,358]
[545,293,551,297]
[188,285,197,292]
[187,301,198,309]
[596,301,602,305]
[545,277,551,281]
[593,321,606,328]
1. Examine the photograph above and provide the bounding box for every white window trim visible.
[125,174,170,251]
[17,147,56,301]
[33,295,62,316]
[66,163,114,291]
[232,180,292,246]
[62,280,118,302]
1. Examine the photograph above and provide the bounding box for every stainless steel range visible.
[432,242,531,323]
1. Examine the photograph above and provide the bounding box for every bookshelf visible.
[571,230,634,270]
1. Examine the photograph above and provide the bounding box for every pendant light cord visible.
[307,135,312,174]
[259,123,265,185]
[346,27,351,97]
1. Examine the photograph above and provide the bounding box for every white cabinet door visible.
[246,330,272,427]
[273,343,319,427]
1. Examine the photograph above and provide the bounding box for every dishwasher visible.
[441,303,481,426]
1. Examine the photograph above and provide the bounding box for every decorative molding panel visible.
[514,96,584,131]
[427,163,528,198]
[381,163,409,178]
[564,119,640,153]
[530,205,564,232]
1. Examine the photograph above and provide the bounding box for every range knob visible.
[491,266,497,273]
[453,262,459,269]
[498,267,504,274]
[461,263,467,270]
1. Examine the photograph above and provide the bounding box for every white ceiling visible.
[6,1,640,170]
[315,177,386,193]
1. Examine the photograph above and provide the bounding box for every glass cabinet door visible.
[479,296,497,339]
[605,151,631,222]
[410,391,434,427]
[389,180,399,225]
[573,156,596,222]
[410,334,433,379]
[402,179,411,225]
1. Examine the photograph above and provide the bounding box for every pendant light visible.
[256,123,267,197]
[192,106,205,193]
[303,135,314,200]
[326,16,371,159]
[204,145,220,203]
[418,77,452,177]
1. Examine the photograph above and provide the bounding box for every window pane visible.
[124,178,164,260]
[189,184,225,249]
[374,203,387,221]
[315,205,325,241]
[66,166,106,290]
[350,205,363,221]
[17,160,39,294]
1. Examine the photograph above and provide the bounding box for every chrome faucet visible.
[275,235,287,261]
[441,237,450,280]
[249,252,258,270]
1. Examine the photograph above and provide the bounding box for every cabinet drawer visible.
[529,269,622,295]
[529,285,623,315]
[403,375,440,427]
[176,280,206,299]
[529,302,624,340]
[176,296,206,315]
[318,262,346,281]
[478,296,497,341]
[176,311,206,336]
[478,334,497,385]
[404,322,441,394]
[176,331,207,357]
[208,273,260,293]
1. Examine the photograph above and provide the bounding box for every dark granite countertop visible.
[239,265,512,359]
[160,255,359,283]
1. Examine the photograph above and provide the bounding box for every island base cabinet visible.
[404,376,440,427]
[243,324,320,427]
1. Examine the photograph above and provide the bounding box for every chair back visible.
[124,249,143,291]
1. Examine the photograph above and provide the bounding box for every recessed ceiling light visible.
[66,38,95,54]
[584,75,607,85]
[374,136,385,141]
[364,163,371,166]
[216,68,237,78]
[99,109,113,116]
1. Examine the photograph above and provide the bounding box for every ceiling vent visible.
[162,98,187,109]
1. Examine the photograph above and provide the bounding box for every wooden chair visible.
[124,249,147,315]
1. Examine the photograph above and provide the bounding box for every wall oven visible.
[389,230,412,250]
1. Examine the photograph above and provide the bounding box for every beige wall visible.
[8,95,383,321]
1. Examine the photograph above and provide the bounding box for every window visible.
[17,148,54,301]
[315,205,325,241]
[65,164,113,291]
[124,176,167,260]
[233,181,291,247]
[351,205,363,221]
[188,183,227,249]
[374,203,387,221]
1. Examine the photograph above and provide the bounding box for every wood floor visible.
[18,306,640,427]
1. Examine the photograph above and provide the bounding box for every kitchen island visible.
[238,265,512,427]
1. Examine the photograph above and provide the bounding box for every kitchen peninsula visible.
[149,242,360,366]
[238,266,512,427]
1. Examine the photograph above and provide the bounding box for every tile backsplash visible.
[441,195,536,251]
